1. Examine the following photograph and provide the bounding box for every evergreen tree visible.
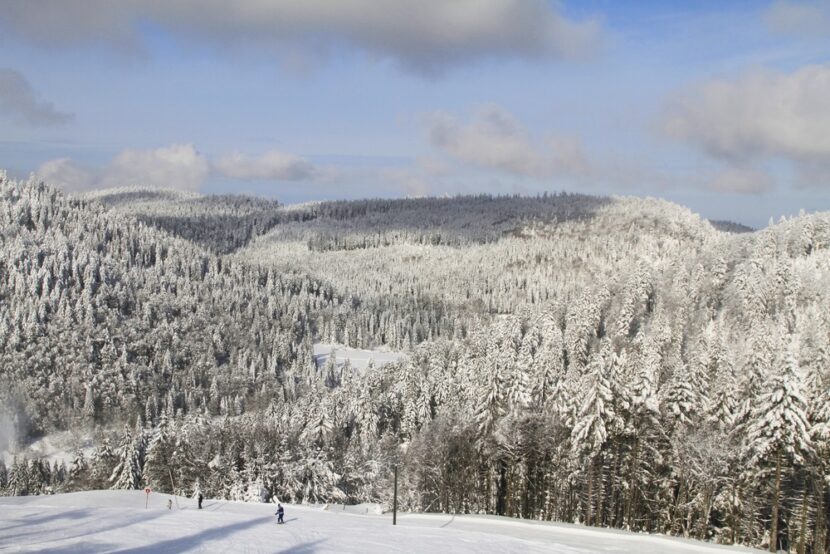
[110,425,146,490]
[143,414,176,492]
[743,347,813,552]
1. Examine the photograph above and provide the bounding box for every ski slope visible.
[0,491,762,554]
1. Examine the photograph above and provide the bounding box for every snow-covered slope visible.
[313,342,406,371]
[0,491,762,554]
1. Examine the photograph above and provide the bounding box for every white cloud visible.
[0,1,601,75]
[36,144,210,192]
[428,105,546,176]
[706,167,775,195]
[214,150,317,181]
[100,144,210,191]
[664,64,830,190]
[426,104,591,179]
[0,68,73,126]
[34,158,93,192]
[379,167,433,197]
[547,136,591,178]
[765,0,830,37]
[35,144,326,193]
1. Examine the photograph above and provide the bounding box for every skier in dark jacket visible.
[197,493,203,510]
[276,504,285,524]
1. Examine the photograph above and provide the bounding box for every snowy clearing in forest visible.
[0,491,763,554]
[313,343,405,371]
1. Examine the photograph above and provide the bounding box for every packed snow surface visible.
[312,343,405,371]
[0,491,763,553]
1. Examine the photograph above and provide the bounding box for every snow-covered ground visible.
[313,343,405,371]
[0,491,762,554]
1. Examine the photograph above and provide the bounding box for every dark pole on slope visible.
[393,464,398,526]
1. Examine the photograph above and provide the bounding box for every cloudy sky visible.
[1,0,829,227]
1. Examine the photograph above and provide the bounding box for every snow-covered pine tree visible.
[110,424,146,490]
[743,344,813,552]
[143,414,176,492]
[68,449,88,490]
[808,385,830,554]
[88,438,116,489]
[571,348,618,526]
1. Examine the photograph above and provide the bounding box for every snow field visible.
[0,491,763,554]
[312,343,405,371]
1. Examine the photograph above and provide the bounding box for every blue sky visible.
[1,1,829,228]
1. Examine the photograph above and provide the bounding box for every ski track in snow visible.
[0,491,763,554]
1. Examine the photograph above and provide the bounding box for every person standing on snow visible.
[276,503,285,524]
[198,492,203,510]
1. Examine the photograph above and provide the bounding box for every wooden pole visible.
[393,464,398,526]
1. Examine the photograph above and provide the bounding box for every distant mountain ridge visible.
[708,219,754,233]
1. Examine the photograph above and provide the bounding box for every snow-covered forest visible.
[2,172,829,553]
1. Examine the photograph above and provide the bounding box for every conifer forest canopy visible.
[1,173,829,553]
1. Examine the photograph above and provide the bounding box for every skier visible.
[198,492,203,510]
[276,503,285,524]
[167,499,173,510]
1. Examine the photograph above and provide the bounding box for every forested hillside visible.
[2,173,829,553]
[0,176,352,434]
[238,194,716,346]
[81,187,294,255]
